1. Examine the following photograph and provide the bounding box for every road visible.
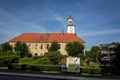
[0,75,53,80]
[0,71,119,80]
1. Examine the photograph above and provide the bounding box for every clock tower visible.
[67,15,75,34]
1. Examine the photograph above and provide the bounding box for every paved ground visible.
[0,71,119,80]
[0,75,53,80]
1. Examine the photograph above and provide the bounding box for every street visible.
[0,71,119,80]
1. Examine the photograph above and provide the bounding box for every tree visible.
[0,42,20,67]
[1,42,12,52]
[90,46,101,62]
[112,42,120,71]
[45,51,62,64]
[65,42,84,57]
[48,41,60,52]
[14,41,29,58]
[0,51,20,66]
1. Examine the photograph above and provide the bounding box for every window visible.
[34,53,38,56]
[40,44,43,49]
[59,44,61,49]
[35,44,38,49]
[47,44,49,49]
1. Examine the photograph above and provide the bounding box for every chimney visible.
[61,30,64,36]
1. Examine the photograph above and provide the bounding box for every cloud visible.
[45,6,66,28]
[80,28,120,37]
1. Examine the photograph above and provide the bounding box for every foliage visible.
[31,57,52,65]
[1,42,12,52]
[0,51,20,66]
[90,46,101,62]
[79,53,86,60]
[10,63,60,71]
[19,57,33,65]
[65,42,84,57]
[81,67,101,74]
[14,41,29,58]
[112,42,120,70]
[45,51,62,64]
[48,41,60,52]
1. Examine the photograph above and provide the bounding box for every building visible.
[9,16,85,56]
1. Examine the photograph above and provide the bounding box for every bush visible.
[10,63,21,70]
[10,63,60,71]
[0,52,20,66]
[45,51,62,64]
[38,65,60,71]
[19,57,33,65]
[31,57,52,65]
[81,68,101,74]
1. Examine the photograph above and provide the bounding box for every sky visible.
[0,0,120,50]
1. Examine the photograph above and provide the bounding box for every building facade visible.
[9,16,85,56]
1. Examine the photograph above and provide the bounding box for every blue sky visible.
[0,0,120,50]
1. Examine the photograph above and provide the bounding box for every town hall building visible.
[9,16,85,56]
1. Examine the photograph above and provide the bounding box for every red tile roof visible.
[9,33,85,43]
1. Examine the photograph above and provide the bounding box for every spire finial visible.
[68,14,73,19]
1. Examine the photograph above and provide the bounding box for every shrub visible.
[31,65,61,71]
[0,52,20,66]
[19,57,33,65]
[45,51,62,64]
[31,57,52,65]
[10,63,21,70]
[81,68,101,74]
[40,65,60,71]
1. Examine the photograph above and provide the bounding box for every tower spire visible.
[67,15,75,34]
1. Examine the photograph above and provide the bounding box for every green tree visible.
[65,42,84,57]
[0,51,20,66]
[45,51,62,64]
[1,42,12,52]
[0,43,20,67]
[112,42,120,71]
[14,41,29,58]
[90,46,101,62]
[48,41,60,52]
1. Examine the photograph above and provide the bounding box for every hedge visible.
[81,68,101,74]
[9,63,102,74]
[10,63,61,71]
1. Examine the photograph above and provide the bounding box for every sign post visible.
[66,56,80,73]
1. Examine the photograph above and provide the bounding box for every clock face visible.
[70,28,73,32]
